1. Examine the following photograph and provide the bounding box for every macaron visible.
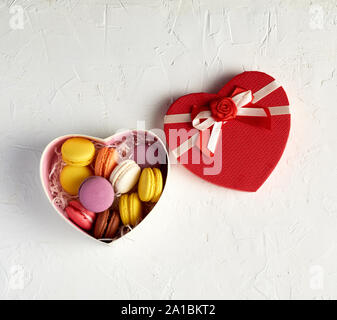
[109,160,141,194]
[119,192,142,226]
[65,200,96,231]
[94,147,118,178]
[138,168,163,202]
[60,165,93,195]
[151,168,163,203]
[93,210,120,239]
[61,137,95,167]
[79,176,114,213]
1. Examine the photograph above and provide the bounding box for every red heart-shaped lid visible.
[164,71,290,192]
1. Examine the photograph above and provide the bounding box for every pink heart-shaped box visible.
[164,71,290,192]
[40,130,170,244]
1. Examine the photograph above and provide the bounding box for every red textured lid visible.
[164,71,290,192]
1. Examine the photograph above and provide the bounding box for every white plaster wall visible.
[0,0,336,300]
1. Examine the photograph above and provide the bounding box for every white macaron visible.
[109,160,141,194]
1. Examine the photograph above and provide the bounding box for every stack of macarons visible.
[60,138,95,195]
[58,137,165,242]
[138,168,163,203]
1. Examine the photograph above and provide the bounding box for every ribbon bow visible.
[191,88,265,156]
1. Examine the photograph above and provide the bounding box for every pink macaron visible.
[65,200,96,231]
[79,176,114,213]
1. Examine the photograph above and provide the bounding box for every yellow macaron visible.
[138,168,155,202]
[119,192,142,226]
[138,168,163,203]
[61,137,95,167]
[151,168,163,203]
[60,165,93,195]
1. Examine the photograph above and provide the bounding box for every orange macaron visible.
[94,147,119,179]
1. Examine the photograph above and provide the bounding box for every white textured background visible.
[0,0,336,300]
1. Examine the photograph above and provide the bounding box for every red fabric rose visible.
[210,97,237,122]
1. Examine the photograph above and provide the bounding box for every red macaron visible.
[65,200,96,231]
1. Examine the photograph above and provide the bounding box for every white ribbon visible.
[191,90,254,154]
[164,80,290,159]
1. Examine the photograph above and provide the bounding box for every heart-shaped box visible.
[164,71,290,191]
[40,130,169,244]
